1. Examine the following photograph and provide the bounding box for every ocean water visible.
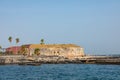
[0,64,120,80]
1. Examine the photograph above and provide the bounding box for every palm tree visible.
[8,36,12,44]
[0,46,2,54]
[16,38,19,44]
[40,39,44,45]
[15,38,20,54]
[8,36,12,54]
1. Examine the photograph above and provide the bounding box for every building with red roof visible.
[6,46,21,54]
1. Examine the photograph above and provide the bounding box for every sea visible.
[0,64,120,80]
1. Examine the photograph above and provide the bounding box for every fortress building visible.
[22,44,84,58]
[6,44,84,58]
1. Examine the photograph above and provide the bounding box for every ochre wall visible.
[27,44,85,58]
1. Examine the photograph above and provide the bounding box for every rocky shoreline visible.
[0,55,120,65]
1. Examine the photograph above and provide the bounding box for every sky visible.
[0,0,120,54]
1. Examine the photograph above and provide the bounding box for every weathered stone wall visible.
[29,47,84,58]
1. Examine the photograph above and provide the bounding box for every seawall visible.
[0,55,120,65]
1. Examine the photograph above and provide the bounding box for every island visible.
[0,44,120,65]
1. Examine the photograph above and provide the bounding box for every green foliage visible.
[0,46,2,49]
[0,51,2,54]
[40,39,44,45]
[8,36,12,43]
[16,38,19,44]
[20,45,27,55]
[0,46,2,54]
[34,48,40,55]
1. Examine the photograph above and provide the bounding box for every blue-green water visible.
[0,64,120,80]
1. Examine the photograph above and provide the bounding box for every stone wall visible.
[29,47,84,59]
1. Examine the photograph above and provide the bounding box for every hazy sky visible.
[0,0,120,54]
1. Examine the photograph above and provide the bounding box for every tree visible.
[16,38,19,44]
[40,39,44,45]
[8,36,12,43]
[34,48,40,56]
[0,46,2,54]
[15,38,20,54]
[8,36,12,54]
[0,46,2,49]
[20,45,27,56]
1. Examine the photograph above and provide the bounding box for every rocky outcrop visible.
[0,55,83,64]
[0,55,23,64]
[1,55,120,65]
